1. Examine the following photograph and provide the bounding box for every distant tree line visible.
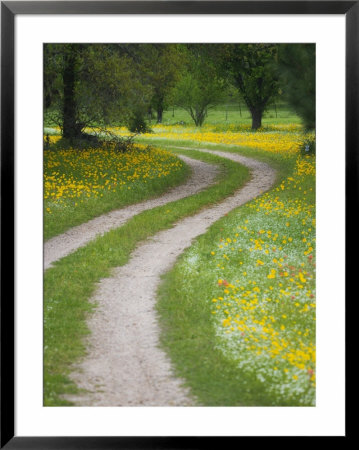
[44,43,315,140]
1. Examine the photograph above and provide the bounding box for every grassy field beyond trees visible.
[44,43,314,135]
[148,103,302,127]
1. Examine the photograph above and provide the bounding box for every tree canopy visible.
[44,44,151,139]
[44,43,316,137]
[218,44,280,129]
[171,45,225,127]
[278,44,316,130]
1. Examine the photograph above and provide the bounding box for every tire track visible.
[64,148,276,406]
[44,155,219,270]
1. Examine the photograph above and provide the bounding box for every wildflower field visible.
[42,43,318,410]
[44,143,188,239]
[154,125,316,406]
[43,122,316,406]
[140,123,306,156]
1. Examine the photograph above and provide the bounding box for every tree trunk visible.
[62,46,81,140]
[250,107,263,130]
[156,106,163,124]
[194,108,206,127]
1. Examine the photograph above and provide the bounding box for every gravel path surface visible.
[64,148,276,407]
[44,155,219,270]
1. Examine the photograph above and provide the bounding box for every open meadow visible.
[43,115,315,406]
[43,43,316,407]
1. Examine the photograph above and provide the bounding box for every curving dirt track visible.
[61,148,277,407]
[44,154,219,270]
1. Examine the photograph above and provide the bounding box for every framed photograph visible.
[1,1,352,447]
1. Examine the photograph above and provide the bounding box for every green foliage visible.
[278,44,316,130]
[44,43,315,135]
[141,44,185,123]
[44,44,152,139]
[219,44,280,129]
[172,47,226,127]
[126,111,152,134]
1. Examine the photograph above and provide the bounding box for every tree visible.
[219,44,279,130]
[172,47,225,127]
[278,44,315,129]
[143,44,184,123]
[116,44,185,125]
[44,44,151,140]
[62,45,82,139]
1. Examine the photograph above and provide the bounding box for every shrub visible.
[127,112,153,134]
[300,136,316,155]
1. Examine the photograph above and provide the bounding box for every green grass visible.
[43,121,315,406]
[44,148,250,405]
[151,105,302,127]
[44,143,190,240]
[136,137,296,184]
[44,104,302,130]
[156,144,316,406]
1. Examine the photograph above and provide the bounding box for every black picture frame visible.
[1,1,353,447]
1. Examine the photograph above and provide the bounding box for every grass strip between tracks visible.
[44,147,250,405]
